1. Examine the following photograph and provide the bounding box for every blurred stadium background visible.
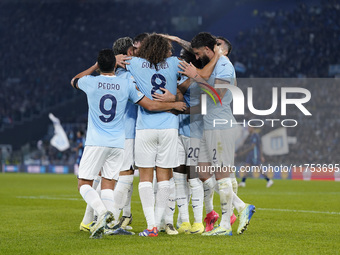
[0,0,339,180]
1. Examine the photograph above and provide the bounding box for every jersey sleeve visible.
[215,58,235,80]
[125,57,137,73]
[77,75,90,93]
[128,79,145,104]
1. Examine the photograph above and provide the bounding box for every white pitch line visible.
[16,195,83,201]
[16,196,340,215]
[257,207,340,215]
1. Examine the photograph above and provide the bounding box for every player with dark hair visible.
[216,36,232,57]
[132,33,149,55]
[180,32,255,236]
[172,48,221,235]
[71,48,186,239]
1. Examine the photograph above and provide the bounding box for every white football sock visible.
[231,177,238,213]
[203,177,215,214]
[173,172,189,223]
[231,177,238,195]
[164,178,176,225]
[122,181,133,217]
[152,172,158,196]
[232,192,246,213]
[79,184,106,216]
[154,180,170,228]
[189,178,204,223]
[139,181,155,229]
[101,189,114,213]
[112,175,134,220]
[93,179,102,217]
[82,176,101,224]
[177,212,182,227]
[217,178,232,229]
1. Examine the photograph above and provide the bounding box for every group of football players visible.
[71,31,255,239]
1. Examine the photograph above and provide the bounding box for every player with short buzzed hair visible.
[216,36,232,57]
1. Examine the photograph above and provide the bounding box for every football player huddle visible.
[71,32,255,239]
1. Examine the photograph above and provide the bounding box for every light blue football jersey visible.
[126,56,181,130]
[203,56,237,130]
[78,74,144,148]
[115,67,138,139]
[178,76,203,139]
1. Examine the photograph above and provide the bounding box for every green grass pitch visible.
[0,174,339,254]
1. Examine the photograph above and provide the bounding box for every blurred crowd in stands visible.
[233,0,340,78]
[1,0,339,165]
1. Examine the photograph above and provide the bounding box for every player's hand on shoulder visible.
[115,54,132,68]
[178,61,198,79]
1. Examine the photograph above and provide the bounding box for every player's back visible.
[127,56,181,130]
[78,74,141,148]
[116,67,138,139]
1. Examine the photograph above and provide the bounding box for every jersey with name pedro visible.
[78,74,144,148]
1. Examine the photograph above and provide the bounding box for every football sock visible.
[189,178,204,223]
[231,177,238,195]
[173,172,189,223]
[231,177,238,212]
[241,177,247,183]
[152,173,158,196]
[79,184,106,216]
[217,178,233,229]
[203,177,215,214]
[139,181,155,229]
[82,176,101,225]
[164,178,176,225]
[112,175,134,221]
[101,189,114,213]
[122,181,133,217]
[232,191,246,212]
[154,180,170,228]
[93,179,102,218]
